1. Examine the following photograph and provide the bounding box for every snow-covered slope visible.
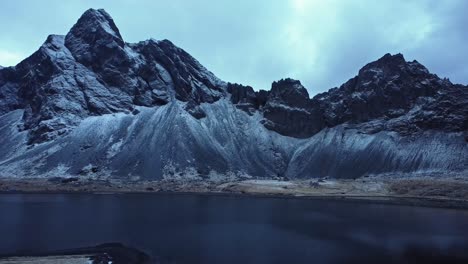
[0,100,302,179]
[0,9,466,179]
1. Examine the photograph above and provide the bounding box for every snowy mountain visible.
[0,9,466,179]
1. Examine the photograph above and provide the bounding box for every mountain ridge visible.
[0,8,466,179]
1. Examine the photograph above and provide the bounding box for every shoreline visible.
[2,190,468,210]
[0,243,151,264]
[1,177,468,210]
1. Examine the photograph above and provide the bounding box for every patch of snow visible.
[106,138,123,159]
[124,45,144,65]
[365,68,383,75]
[94,12,119,38]
[47,163,72,178]
[351,92,364,99]
[162,163,202,181]
[319,179,338,187]
[390,74,400,80]
[242,179,295,187]
[266,102,311,114]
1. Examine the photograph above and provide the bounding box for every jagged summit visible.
[228,53,466,137]
[374,52,405,63]
[65,8,127,79]
[369,53,429,73]
[0,10,466,179]
[358,53,431,78]
[0,8,227,143]
[67,8,123,41]
[270,78,310,105]
[313,52,461,131]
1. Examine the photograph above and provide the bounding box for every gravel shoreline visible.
[1,176,468,209]
[0,243,151,264]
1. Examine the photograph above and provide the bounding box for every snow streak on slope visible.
[0,100,466,179]
[286,126,467,178]
[0,100,303,179]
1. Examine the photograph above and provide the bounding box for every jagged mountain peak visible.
[358,53,432,80]
[227,52,466,138]
[378,52,405,62]
[69,8,123,41]
[354,53,443,93]
[312,52,466,132]
[373,53,430,74]
[64,8,125,67]
[0,8,231,143]
[270,78,310,102]
[369,53,406,67]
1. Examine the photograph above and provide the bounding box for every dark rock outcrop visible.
[260,78,324,138]
[227,83,266,114]
[313,53,467,134]
[227,54,467,138]
[0,66,22,114]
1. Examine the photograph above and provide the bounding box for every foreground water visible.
[0,194,468,264]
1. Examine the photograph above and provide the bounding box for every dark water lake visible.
[1,193,468,264]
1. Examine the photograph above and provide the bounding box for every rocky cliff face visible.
[0,9,466,179]
[0,9,225,144]
[313,53,467,135]
[229,54,467,138]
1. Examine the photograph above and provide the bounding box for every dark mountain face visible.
[0,9,466,179]
[0,9,226,144]
[228,55,467,138]
[313,53,467,134]
[260,79,323,138]
[65,8,126,69]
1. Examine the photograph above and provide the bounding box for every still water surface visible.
[1,193,468,263]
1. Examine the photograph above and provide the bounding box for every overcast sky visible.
[0,0,466,95]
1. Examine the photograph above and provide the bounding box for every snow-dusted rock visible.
[312,53,467,134]
[0,9,227,143]
[0,9,466,179]
[261,78,323,138]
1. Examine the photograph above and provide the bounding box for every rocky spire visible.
[65,8,125,67]
[269,78,310,108]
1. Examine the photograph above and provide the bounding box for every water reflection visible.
[0,194,467,263]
